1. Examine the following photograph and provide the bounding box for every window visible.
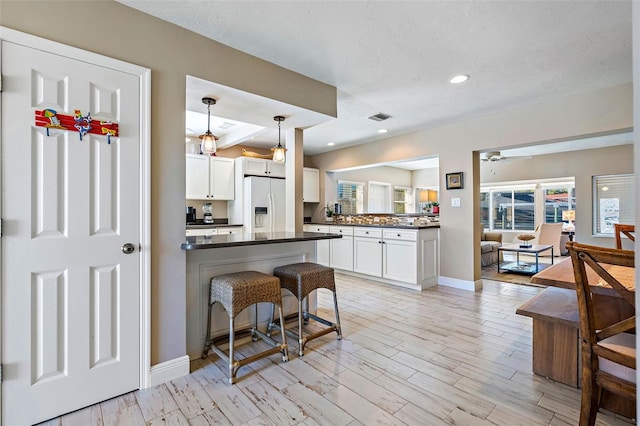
[393,186,413,214]
[482,186,535,231]
[337,180,364,214]
[543,184,575,224]
[593,174,635,235]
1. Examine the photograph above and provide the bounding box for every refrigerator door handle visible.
[268,192,274,233]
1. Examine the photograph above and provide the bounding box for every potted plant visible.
[325,203,334,222]
[432,202,440,214]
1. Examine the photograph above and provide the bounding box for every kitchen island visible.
[304,222,440,291]
[182,232,342,359]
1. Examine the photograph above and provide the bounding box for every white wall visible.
[412,167,439,188]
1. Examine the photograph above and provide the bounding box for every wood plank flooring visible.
[39,274,635,425]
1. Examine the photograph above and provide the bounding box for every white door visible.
[2,41,142,425]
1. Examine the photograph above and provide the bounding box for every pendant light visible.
[271,115,287,163]
[200,97,217,154]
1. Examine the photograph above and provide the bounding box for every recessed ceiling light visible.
[378,129,388,134]
[449,74,469,84]
[327,142,335,146]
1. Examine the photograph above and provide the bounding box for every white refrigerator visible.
[244,176,286,233]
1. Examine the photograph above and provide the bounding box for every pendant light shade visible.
[271,115,287,163]
[200,97,217,154]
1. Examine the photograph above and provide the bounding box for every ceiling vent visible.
[368,112,391,122]
[218,122,236,130]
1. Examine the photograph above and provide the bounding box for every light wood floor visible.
[40,274,635,426]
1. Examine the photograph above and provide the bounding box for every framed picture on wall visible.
[446,172,464,190]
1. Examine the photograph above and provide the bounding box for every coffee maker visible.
[186,206,196,224]
[202,202,214,224]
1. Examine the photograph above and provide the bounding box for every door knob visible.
[122,243,136,254]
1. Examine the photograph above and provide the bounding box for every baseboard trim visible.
[438,276,483,291]
[149,355,190,387]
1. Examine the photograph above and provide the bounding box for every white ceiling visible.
[118,0,633,160]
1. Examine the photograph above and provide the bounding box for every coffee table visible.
[498,243,553,275]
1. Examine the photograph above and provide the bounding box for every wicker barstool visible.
[268,262,342,356]
[202,271,288,384]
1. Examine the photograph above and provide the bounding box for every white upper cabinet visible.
[186,154,234,200]
[239,157,286,178]
[303,167,320,202]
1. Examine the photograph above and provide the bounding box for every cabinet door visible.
[383,239,417,283]
[353,237,382,276]
[268,160,286,178]
[243,157,268,176]
[303,167,320,202]
[186,154,209,200]
[209,157,234,200]
[330,236,353,271]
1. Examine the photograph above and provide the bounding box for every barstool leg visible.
[201,302,213,359]
[333,291,342,340]
[277,304,289,362]
[266,303,276,337]
[228,316,236,384]
[297,299,304,356]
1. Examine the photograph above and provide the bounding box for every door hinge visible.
[0,74,3,92]
[0,218,3,237]
[1,364,3,383]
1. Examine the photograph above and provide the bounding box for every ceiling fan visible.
[481,151,532,162]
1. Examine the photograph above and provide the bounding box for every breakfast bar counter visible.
[182,232,343,359]
[181,231,341,250]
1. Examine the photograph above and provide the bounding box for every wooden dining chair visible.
[614,224,635,249]
[566,242,636,425]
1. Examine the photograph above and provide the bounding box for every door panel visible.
[2,41,141,425]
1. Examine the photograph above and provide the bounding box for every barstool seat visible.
[268,262,342,356]
[202,271,288,384]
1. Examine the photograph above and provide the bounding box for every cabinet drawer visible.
[354,227,382,238]
[329,226,354,236]
[186,228,218,237]
[304,225,330,233]
[383,229,417,241]
[217,227,243,235]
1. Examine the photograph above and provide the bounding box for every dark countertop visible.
[186,223,243,229]
[305,222,440,229]
[181,231,342,250]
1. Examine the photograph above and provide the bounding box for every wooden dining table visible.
[530,256,635,296]
[530,257,635,329]
[523,256,635,418]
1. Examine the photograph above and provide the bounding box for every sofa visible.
[481,231,503,267]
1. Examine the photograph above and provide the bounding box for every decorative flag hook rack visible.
[34,109,119,144]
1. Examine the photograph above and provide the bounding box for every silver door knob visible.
[122,243,136,254]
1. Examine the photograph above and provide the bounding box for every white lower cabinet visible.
[329,226,353,271]
[353,227,382,276]
[304,224,438,290]
[382,238,417,283]
[303,224,330,266]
